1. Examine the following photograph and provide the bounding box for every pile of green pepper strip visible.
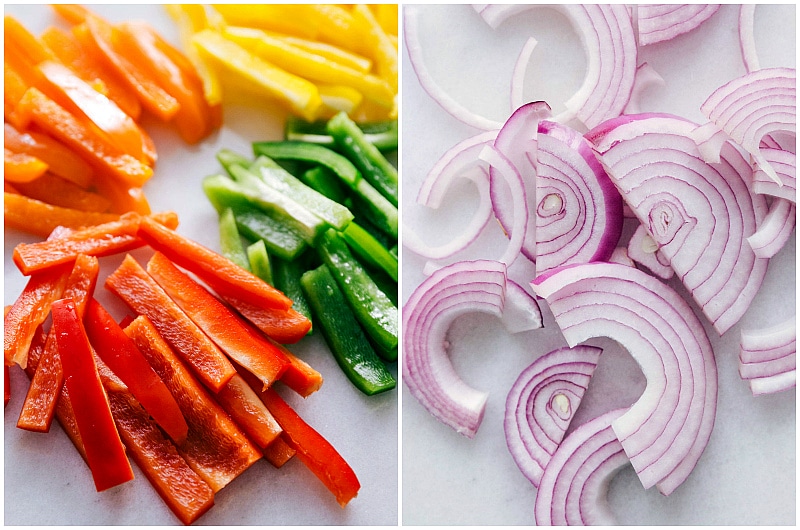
[202,111,398,396]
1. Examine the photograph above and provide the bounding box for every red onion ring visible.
[752,148,796,203]
[504,345,602,488]
[510,37,539,112]
[740,318,797,396]
[738,4,759,73]
[532,262,717,495]
[533,408,630,525]
[748,198,796,259]
[627,223,674,280]
[636,4,721,47]
[587,113,769,335]
[475,4,638,129]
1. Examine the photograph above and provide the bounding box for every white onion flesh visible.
[748,198,796,259]
[752,148,796,203]
[627,223,674,280]
[636,4,721,47]
[738,4,759,72]
[740,318,797,396]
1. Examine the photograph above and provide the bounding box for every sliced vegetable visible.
[3,191,120,238]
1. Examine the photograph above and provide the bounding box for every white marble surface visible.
[4,4,397,525]
[401,4,796,526]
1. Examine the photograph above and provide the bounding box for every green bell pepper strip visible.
[252,141,398,239]
[246,239,273,285]
[219,207,251,271]
[271,254,313,326]
[300,264,396,395]
[341,222,397,282]
[246,155,354,231]
[301,166,348,204]
[216,148,251,176]
[326,111,398,207]
[284,116,398,152]
[317,229,398,359]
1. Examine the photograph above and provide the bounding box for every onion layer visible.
[504,345,602,488]
[532,262,717,495]
[637,4,721,47]
[740,318,797,396]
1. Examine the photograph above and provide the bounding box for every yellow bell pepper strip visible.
[85,298,190,446]
[3,149,48,183]
[4,122,94,189]
[265,31,373,73]
[352,5,398,92]
[4,262,72,368]
[106,254,238,393]
[12,211,178,276]
[12,172,112,213]
[191,29,324,121]
[145,251,291,391]
[95,359,215,525]
[304,4,361,52]
[17,254,99,433]
[212,4,320,40]
[124,315,262,493]
[4,191,119,238]
[372,4,399,36]
[318,84,364,116]
[135,214,294,311]
[51,297,136,492]
[215,373,283,449]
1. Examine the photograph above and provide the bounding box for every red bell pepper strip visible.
[85,298,189,445]
[106,254,237,393]
[270,338,324,398]
[222,293,312,345]
[51,297,135,492]
[124,315,262,492]
[12,211,178,276]
[263,434,297,468]
[215,374,283,449]
[146,251,290,390]
[17,254,99,433]
[258,385,360,507]
[4,261,72,368]
[96,358,215,524]
[136,215,293,311]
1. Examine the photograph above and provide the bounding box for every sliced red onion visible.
[738,4,759,73]
[752,148,796,203]
[699,67,797,184]
[476,4,638,129]
[740,318,796,396]
[404,7,504,131]
[510,37,539,112]
[609,246,635,267]
[532,262,717,495]
[503,279,544,334]
[587,113,769,335]
[504,345,602,488]
[533,408,629,525]
[404,260,542,438]
[636,4,720,47]
[627,223,674,280]
[747,198,796,259]
[403,131,498,261]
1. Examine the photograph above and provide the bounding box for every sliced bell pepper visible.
[12,172,111,213]
[135,215,293,311]
[212,4,320,40]
[218,207,251,271]
[284,116,398,152]
[97,362,214,525]
[263,434,296,468]
[230,203,309,262]
[216,373,283,449]
[3,148,48,183]
[4,122,94,189]
[221,293,312,345]
[124,315,262,492]
[16,254,99,433]
[271,254,314,327]
[352,4,398,92]
[145,251,290,390]
[90,172,152,215]
[247,239,273,285]
[4,261,72,368]
[341,222,398,282]
[3,191,119,239]
[85,298,189,445]
[105,254,237,393]
[4,365,9,408]
[51,297,135,492]
[317,84,364,116]
[258,385,361,507]
[271,339,323,398]
[12,211,178,276]
[3,15,54,67]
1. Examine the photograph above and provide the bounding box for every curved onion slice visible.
[587,113,769,335]
[504,345,602,487]
[627,223,674,280]
[609,246,635,267]
[403,131,498,261]
[752,148,796,203]
[636,4,720,47]
[510,37,539,112]
[699,67,797,184]
[533,408,629,525]
[403,7,504,131]
[748,198,796,259]
[738,4,760,73]
[403,260,542,438]
[532,262,717,495]
[740,318,797,396]
[475,4,638,129]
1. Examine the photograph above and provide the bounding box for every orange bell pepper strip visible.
[51,297,135,492]
[16,254,99,433]
[146,251,290,390]
[3,148,48,183]
[221,293,312,345]
[4,122,94,189]
[85,298,189,445]
[97,359,215,525]
[40,25,142,121]
[5,60,32,124]
[4,192,120,239]
[215,373,283,449]
[259,386,361,507]
[106,254,237,393]
[136,215,293,311]
[15,87,153,188]
[3,15,54,66]
[263,433,297,468]
[50,4,92,24]
[12,172,111,213]
[91,174,152,215]
[4,261,72,368]
[124,315,262,492]
[12,211,178,275]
